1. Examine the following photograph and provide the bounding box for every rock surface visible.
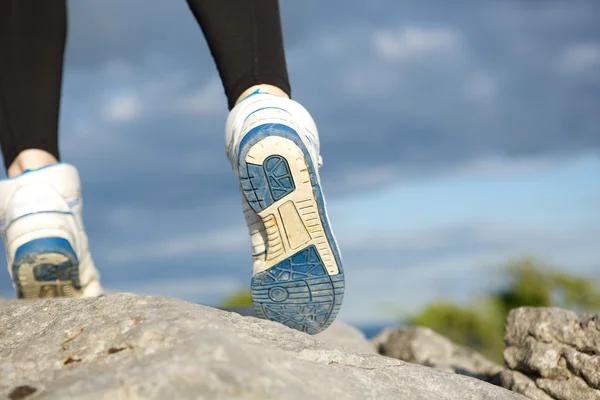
[223,306,377,354]
[0,294,524,400]
[372,326,503,384]
[499,370,554,400]
[501,307,600,400]
[314,319,377,354]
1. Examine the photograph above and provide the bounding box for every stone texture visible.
[0,294,524,400]
[314,320,377,354]
[500,370,554,400]
[501,307,600,400]
[536,376,600,400]
[504,307,600,354]
[223,306,377,354]
[372,326,503,384]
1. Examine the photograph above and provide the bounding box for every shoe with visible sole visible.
[0,163,103,299]
[226,91,344,334]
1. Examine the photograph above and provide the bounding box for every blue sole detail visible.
[264,155,295,202]
[238,122,345,334]
[242,164,275,212]
[251,245,344,334]
[12,237,80,298]
[241,155,296,214]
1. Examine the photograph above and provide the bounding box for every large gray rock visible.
[501,307,600,400]
[372,326,503,384]
[0,294,524,400]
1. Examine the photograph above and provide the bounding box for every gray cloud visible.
[54,0,600,203]
[57,0,600,279]
[1,1,598,324]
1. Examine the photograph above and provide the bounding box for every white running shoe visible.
[226,91,345,334]
[0,163,103,298]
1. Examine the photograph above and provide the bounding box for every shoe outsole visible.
[12,237,82,299]
[238,122,344,334]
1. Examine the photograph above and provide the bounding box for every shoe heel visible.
[251,244,344,334]
[238,122,345,334]
[12,237,81,299]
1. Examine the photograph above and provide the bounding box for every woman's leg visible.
[0,1,102,298]
[187,1,345,334]
[186,0,291,109]
[0,0,65,176]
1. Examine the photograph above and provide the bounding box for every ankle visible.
[235,84,290,106]
[7,149,58,178]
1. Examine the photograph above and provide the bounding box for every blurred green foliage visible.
[407,257,600,362]
[220,290,252,308]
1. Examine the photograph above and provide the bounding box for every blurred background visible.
[1,0,599,348]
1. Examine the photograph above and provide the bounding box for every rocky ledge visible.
[373,307,600,400]
[501,307,600,400]
[0,293,522,400]
[373,326,504,385]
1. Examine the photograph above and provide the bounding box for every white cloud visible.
[337,222,600,325]
[101,60,135,80]
[71,121,96,138]
[330,154,567,195]
[174,78,225,115]
[450,154,562,177]
[105,276,243,302]
[372,26,462,62]
[107,225,248,263]
[559,42,600,74]
[463,72,497,101]
[316,32,353,57]
[102,93,142,122]
[106,207,137,229]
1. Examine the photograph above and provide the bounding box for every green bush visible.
[220,290,252,308]
[406,257,600,362]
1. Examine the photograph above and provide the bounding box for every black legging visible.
[0,0,291,170]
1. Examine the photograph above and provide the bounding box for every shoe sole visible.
[238,122,344,334]
[12,237,82,299]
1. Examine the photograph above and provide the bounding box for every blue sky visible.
[1,0,599,327]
